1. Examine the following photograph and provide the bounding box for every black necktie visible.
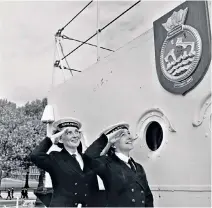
[72,154,78,164]
[128,158,136,173]
[72,154,81,169]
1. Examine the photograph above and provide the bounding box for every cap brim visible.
[53,117,82,130]
[100,123,129,136]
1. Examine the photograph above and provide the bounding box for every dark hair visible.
[52,129,82,153]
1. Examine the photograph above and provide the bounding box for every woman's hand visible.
[50,128,68,144]
[107,129,124,145]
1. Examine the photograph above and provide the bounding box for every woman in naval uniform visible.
[85,123,154,207]
[30,118,102,207]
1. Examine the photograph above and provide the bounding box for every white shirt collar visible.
[66,149,84,170]
[66,148,79,156]
[115,152,130,163]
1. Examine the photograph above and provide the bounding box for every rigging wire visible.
[54,1,94,74]
[58,40,73,76]
[61,0,141,60]
[57,0,93,35]
[61,35,114,52]
[55,38,66,81]
[59,65,82,73]
[51,38,57,86]
[54,60,81,73]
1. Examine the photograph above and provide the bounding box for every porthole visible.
[146,121,163,151]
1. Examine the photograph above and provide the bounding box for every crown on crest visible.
[162,7,188,32]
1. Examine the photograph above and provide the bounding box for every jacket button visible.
[85,204,88,207]
[142,200,144,203]
[85,194,87,196]
[132,199,135,202]
[75,193,77,195]
[75,183,77,185]
[75,203,77,206]
[131,189,134,192]
[141,190,144,194]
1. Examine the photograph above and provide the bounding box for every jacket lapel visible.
[60,148,83,175]
[131,158,146,190]
[111,154,135,176]
[112,154,146,190]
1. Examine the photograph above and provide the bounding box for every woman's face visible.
[60,127,81,149]
[114,129,134,152]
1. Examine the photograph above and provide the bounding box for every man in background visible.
[11,187,14,198]
[6,188,12,200]
[21,188,24,199]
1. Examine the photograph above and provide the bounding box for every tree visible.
[0,99,20,195]
[24,98,47,119]
[0,98,47,191]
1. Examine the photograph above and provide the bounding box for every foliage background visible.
[0,98,47,190]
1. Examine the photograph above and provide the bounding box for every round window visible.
[146,121,163,151]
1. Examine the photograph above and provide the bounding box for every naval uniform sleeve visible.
[139,164,154,207]
[84,134,108,158]
[30,137,54,172]
[145,183,154,207]
[84,134,110,174]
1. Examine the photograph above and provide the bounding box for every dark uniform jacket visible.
[85,134,154,207]
[30,137,101,207]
